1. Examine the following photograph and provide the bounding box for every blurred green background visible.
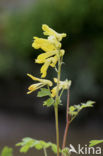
[0,0,103,155]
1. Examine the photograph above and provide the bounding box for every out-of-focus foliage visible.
[89,140,103,147]
[37,88,55,107]
[69,101,95,116]
[16,137,61,154]
[0,147,13,156]
[0,0,103,105]
[69,101,95,123]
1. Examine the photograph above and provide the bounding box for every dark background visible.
[0,0,103,155]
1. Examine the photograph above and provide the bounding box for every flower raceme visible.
[27,25,70,97]
[51,78,72,97]
[27,74,52,94]
[32,24,66,78]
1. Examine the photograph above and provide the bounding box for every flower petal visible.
[27,83,44,94]
[51,86,57,97]
[42,24,66,41]
[32,37,56,52]
[27,73,52,86]
[40,59,52,78]
[54,78,58,83]
[50,56,58,67]
[27,74,42,82]
[35,51,57,63]
[51,79,72,97]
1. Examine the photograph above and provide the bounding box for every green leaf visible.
[62,147,70,156]
[22,137,32,142]
[80,101,95,109]
[16,138,36,153]
[37,88,51,97]
[69,100,95,116]
[51,144,57,154]
[69,106,76,112]
[16,137,34,147]
[89,140,103,147]
[16,138,56,153]
[43,98,54,107]
[39,141,51,148]
[1,147,13,156]
[20,140,36,153]
[50,143,61,154]
[34,141,43,150]
[16,138,62,154]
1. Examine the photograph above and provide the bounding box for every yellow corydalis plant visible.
[17,24,95,156]
[27,25,68,97]
[32,24,66,78]
[27,25,68,156]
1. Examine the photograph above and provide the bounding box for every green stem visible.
[55,106,60,156]
[43,148,47,156]
[69,110,80,124]
[56,51,61,101]
[54,51,61,156]
[60,88,64,98]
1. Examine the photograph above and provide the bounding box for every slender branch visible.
[69,110,80,124]
[61,89,70,155]
[60,88,64,98]
[62,121,70,150]
[66,89,70,122]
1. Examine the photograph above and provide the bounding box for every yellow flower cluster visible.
[27,24,71,96]
[32,24,66,78]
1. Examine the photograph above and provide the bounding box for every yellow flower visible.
[40,56,58,78]
[35,50,58,63]
[27,74,52,94]
[32,37,56,52]
[50,55,58,67]
[51,78,71,97]
[51,86,57,98]
[42,24,66,41]
[35,49,65,78]
[32,24,67,78]
[48,35,61,49]
[35,49,65,64]
[35,50,65,78]
[40,58,52,78]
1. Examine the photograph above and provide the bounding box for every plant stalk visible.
[43,148,47,156]
[55,105,60,156]
[61,89,70,155]
[54,51,61,156]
